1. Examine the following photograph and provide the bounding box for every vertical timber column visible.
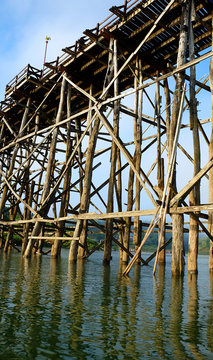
[0,123,5,188]
[116,138,123,257]
[171,0,189,275]
[4,167,31,253]
[0,124,6,247]
[22,117,37,254]
[77,85,95,259]
[51,83,73,258]
[103,39,119,265]
[75,117,83,195]
[69,115,101,261]
[69,37,114,262]
[122,167,134,264]
[209,12,213,272]
[22,181,35,254]
[163,77,171,146]
[163,76,171,263]
[24,75,67,257]
[188,0,200,274]
[0,98,31,219]
[133,58,142,259]
[172,214,184,274]
[156,79,165,264]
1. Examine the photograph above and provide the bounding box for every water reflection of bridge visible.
[0,0,213,276]
[0,253,212,358]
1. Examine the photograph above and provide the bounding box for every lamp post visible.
[42,36,51,76]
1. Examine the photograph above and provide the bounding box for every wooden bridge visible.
[0,0,213,276]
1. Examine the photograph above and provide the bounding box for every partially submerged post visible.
[170,0,189,275]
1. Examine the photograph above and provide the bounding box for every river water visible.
[0,250,212,360]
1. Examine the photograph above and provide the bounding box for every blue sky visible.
[0,0,122,100]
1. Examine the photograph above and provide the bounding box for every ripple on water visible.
[0,251,212,359]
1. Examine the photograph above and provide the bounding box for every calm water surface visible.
[0,250,213,360]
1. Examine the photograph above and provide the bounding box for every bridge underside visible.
[0,0,213,275]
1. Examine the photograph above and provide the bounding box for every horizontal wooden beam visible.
[169,204,213,214]
[29,236,79,241]
[1,203,213,227]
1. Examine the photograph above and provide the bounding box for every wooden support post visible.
[4,208,14,253]
[24,74,67,258]
[123,210,160,276]
[170,0,189,275]
[22,118,36,254]
[156,78,165,264]
[0,124,6,188]
[0,226,4,249]
[75,117,83,196]
[209,12,213,272]
[171,214,184,275]
[69,114,101,261]
[22,181,35,254]
[103,39,119,265]
[51,83,73,258]
[69,38,114,262]
[158,159,165,263]
[0,98,31,220]
[87,84,93,137]
[36,228,45,255]
[133,58,142,261]
[77,219,89,258]
[122,166,134,264]
[3,170,28,253]
[33,145,48,213]
[188,0,200,274]
[116,149,123,255]
[163,77,171,148]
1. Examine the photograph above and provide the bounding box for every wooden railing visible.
[3,0,142,101]
[5,64,42,98]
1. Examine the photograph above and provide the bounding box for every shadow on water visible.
[0,251,213,359]
[208,273,213,355]
[154,264,167,359]
[186,273,204,360]
[169,274,188,359]
[67,260,89,360]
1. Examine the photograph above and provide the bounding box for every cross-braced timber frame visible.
[0,0,213,276]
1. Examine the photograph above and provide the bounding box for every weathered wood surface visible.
[188,2,200,274]
[0,0,212,277]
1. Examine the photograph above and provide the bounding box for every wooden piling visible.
[24,75,67,257]
[170,0,189,275]
[133,58,143,260]
[188,1,200,273]
[0,98,31,220]
[51,83,73,258]
[209,18,213,271]
[171,214,184,275]
[103,39,119,265]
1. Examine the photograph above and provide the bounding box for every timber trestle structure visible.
[0,0,213,275]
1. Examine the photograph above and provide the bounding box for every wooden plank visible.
[29,236,79,241]
[170,204,213,214]
[0,208,159,226]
